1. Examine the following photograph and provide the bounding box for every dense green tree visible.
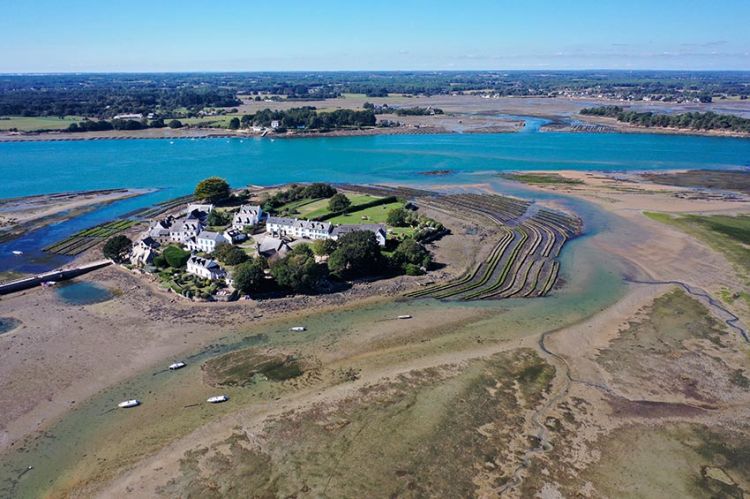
[328,193,352,212]
[232,258,266,294]
[168,119,183,129]
[328,231,383,279]
[302,183,337,198]
[386,207,412,227]
[390,238,431,272]
[195,177,231,203]
[270,245,328,292]
[214,245,248,265]
[311,238,338,256]
[162,245,191,268]
[102,235,132,262]
[207,209,231,226]
[228,117,240,130]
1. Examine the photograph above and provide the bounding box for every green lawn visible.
[302,194,384,220]
[327,201,404,225]
[0,115,85,131]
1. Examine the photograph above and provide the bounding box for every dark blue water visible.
[1,130,749,272]
[55,281,113,305]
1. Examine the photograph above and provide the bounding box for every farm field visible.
[0,115,84,131]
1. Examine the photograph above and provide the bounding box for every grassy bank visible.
[644,211,750,278]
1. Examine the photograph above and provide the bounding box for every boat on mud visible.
[169,361,186,370]
[117,399,140,409]
[207,395,229,403]
[398,315,412,320]
[289,326,306,332]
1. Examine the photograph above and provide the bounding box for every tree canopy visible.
[162,245,191,268]
[328,231,384,279]
[214,245,248,265]
[102,235,132,262]
[232,258,266,294]
[195,177,231,203]
[328,193,352,212]
[270,245,328,293]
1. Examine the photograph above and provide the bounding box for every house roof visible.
[267,217,331,232]
[197,231,225,243]
[188,255,222,270]
[331,223,386,237]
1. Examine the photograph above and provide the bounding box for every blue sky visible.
[3,0,750,72]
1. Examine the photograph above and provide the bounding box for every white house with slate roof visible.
[232,205,264,230]
[170,218,204,243]
[131,236,160,265]
[185,231,229,253]
[186,255,226,280]
[266,217,332,240]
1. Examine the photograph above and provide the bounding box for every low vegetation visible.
[640,169,750,194]
[499,172,584,186]
[645,211,750,275]
[44,219,137,256]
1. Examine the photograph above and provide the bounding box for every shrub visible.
[207,210,230,226]
[163,245,191,268]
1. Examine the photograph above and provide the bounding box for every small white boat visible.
[397,315,412,320]
[118,399,141,409]
[289,326,306,332]
[12,250,23,255]
[169,361,186,370]
[207,395,229,404]
[41,281,57,287]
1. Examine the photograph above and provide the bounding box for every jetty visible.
[0,259,112,295]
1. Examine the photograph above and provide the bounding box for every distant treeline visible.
[247,107,375,130]
[4,71,750,119]
[393,107,444,116]
[67,118,184,132]
[581,106,750,133]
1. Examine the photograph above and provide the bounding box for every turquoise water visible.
[1,131,749,272]
[55,281,113,305]
[2,133,750,200]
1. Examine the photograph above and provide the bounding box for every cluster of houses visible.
[128,199,388,291]
[131,202,264,283]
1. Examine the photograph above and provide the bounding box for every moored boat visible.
[118,399,140,408]
[169,361,186,370]
[12,250,23,255]
[207,395,229,403]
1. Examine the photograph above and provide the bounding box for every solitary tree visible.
[328,193,351,212]
[168,119,183,129]
[102,235,132,263]
[228,117,240,130]
[195,177,231,203]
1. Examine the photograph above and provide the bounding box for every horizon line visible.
[3,68,750,76]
